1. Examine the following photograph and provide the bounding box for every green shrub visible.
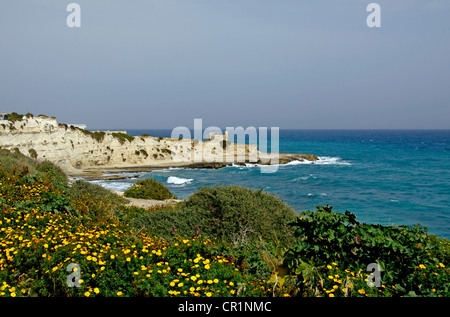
[0,149,68,191]
[70,180,128,206]
[130,185,297,277]
[79,129,106,142]
[6,112,24,122]
[283,205,450,297]
[181,185,297,250]
[28,148,38,159]
[0,148,38,175]
[35,160,68,191]
[124,178,176,200]
[112,132,135,144]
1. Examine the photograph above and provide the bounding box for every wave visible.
[152,167,184,173]
[232,156,351,168]
[286,156,351,166]
[167,176,194,185]
[89,180,133,192]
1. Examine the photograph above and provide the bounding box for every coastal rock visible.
[0,115,318,176]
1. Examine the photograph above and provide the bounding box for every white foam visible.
[167,176,193,185]
[293,176,310,181]
[231,156,351,168]
[153,167,184,173]
[288,156,351,166]
[90,180,133,192]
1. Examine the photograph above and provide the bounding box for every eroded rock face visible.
[0,116,317,175]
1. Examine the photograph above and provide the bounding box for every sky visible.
[1,0,449,130]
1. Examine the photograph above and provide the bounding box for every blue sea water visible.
[95,129,450,239]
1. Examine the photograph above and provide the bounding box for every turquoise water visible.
[95,129,450,239]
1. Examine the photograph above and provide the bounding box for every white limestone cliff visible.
[0,115,264,175]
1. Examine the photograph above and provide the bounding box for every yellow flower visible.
[439,263,445,268]
[110,255,115,259]
[11,292,16,297]
[206,292,212,297]
[329,293,334,297]
[94,288,100,294]
[170,282,175,287]
[126,257,131,262]
[418,264,426,269]
[358,289,365,295]
[117,291,123,296]
[84,291,90,297]
[191,276,197,281]
[204,264,210,270]
[327,265,333,270]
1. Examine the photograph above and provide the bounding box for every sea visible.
[91,129,450,239]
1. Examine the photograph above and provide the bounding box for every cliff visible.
[0,114,317,176]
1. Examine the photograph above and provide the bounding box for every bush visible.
[131,186,298,278]
[5,112,24,122]
[70,180,128,206]
[35,160,69,192]
[69,180,129,221]
[124,178,176,200]
[181,185,297,250]
[282,205,450,297]
[112,132,135,144]
[0,149,68,192]
[28,148,38,159]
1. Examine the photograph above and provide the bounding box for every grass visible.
[112,132,135,144]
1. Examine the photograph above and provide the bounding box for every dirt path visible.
[113,191,182,209]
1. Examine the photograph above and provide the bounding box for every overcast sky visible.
[1,0,449,129]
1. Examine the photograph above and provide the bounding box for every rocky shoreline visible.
[69,153,319,181]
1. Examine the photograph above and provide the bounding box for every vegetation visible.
[0,149,448,298]
[124,178,176,200]
[28,149,38,159]
[282,205,449,297]
[112,132,135,145]
[4,112,25,122]
[78,129,106,143]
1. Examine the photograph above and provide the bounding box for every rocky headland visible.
[0,113,318,179]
